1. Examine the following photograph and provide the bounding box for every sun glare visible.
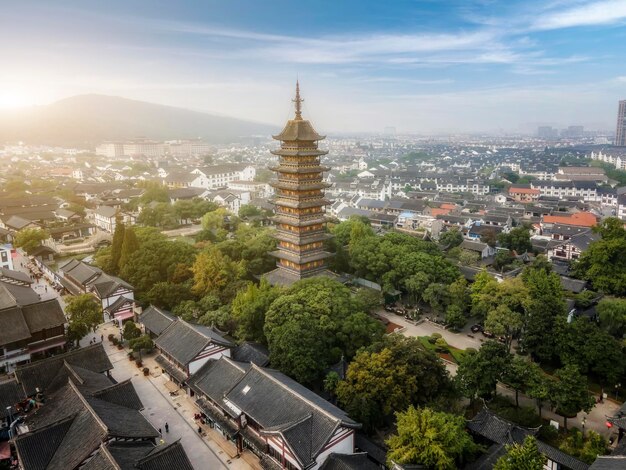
[0,91,29,109]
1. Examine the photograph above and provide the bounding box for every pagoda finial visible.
[293,80,304,120]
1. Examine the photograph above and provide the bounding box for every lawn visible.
[418,336,470,364]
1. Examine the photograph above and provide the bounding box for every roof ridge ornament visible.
[293,80,304,120]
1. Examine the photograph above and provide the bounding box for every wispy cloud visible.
[532,0,626,30]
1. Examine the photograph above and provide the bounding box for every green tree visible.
[145,281,195,310]
[498,226,532,253]
[439,229,463,248]
[551,364,595,430]
[110,217,125,274]
[121,239,197,297]
[455,340,511,401]
[503,356,537,408]
[231,279,280,343]
[526,364,552,419]
[122,321,141,341]
[559,429,608,464]
[264,278,384,383]
[485,305,523,352]
[494,435,546,470]
[336,335,451,431]
[191,246,246,301]
[67,320,89,347]
[65,294,102,332]
[14,228,49,255]
[118,227,139,271]
[129,334,154,353]
[445,305,467,330]
[597,298,626,337]
[422,283,451,315]
[386,406,479,470]
[521,266,565,362]
[459,249,480,266]
[573,218,626,295]
[238,204,262,218]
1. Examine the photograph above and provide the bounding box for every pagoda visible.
[264,82,335,286]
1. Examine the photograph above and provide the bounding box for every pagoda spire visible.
[292,80,304,120]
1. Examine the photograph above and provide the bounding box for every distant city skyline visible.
[1,0,626,133]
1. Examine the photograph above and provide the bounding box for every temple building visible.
[265,82,335,286]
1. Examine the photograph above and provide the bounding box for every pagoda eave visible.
[270,198,331,209]
[271,149,328,157]
[270,181,331,190]
[274,231,334,244]
[271,215,329,227]
[269,165,331,174]
[270,250,334,264]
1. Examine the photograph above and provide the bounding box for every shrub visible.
[107,333,114,342]
[135,360,142,368]
[143,367,150,376]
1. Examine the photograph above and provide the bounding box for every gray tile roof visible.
[319,452,380,470]
[588,456,626,469]
[0,379,26,419]
[15,371,163,470]
[15,343,113,396]
[155,319,234,366]
[187,357,250,404]
[139,306,176,336]
[135,440,194,470]
[232,342,270,366]
[225,364,360,468]
[468,409,589,470]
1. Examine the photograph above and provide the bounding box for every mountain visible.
[0,94,278,146]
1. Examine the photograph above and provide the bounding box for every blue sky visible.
[1,0,625,133]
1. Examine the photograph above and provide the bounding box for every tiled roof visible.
[15,343,113,396]
[187,357,250,404]
[155,319,233,366]
[225,364,359,468]
[319,453,380,470]
[232,342,270,367]
[139,306,175,336]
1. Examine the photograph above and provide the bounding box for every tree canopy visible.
[336,335,451,430]
[264,277,384,384]
[386,406,479,470]
[494,436,546,470]
[14,228,49,255]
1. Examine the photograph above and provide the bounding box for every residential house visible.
[548,230,601,262]
[154,319,234,387]
[0,275,66,372]
[92,206,135,233]
[190,164,256,189]
[58,259,135,325]
[54,208,82,223]
[188,356,362,470]
[209,189,250,214]
[508,185,541,203]
[459,240,496,259]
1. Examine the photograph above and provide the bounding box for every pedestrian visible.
[45,286,47,293]
[164,422,169,433]
[101,334,104,342]
[158,428,162,435]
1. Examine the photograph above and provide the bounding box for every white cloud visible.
[532,0,626,30]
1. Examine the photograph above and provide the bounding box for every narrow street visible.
[80,323,259,470]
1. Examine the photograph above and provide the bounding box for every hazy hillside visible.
[0,94,277,146]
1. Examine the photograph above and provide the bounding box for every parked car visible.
[470,324,483,333]
[482,330,495,339]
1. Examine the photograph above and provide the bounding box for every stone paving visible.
[85,323,259,470]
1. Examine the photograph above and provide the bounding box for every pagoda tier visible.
[264,82,335,286]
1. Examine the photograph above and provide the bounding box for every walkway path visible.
[85,323,257,470]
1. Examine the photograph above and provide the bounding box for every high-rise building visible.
[265,82,334,286]
[537,126,558,139]
[616,100,626,147]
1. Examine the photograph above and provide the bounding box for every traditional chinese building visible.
[265,82,334,286]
